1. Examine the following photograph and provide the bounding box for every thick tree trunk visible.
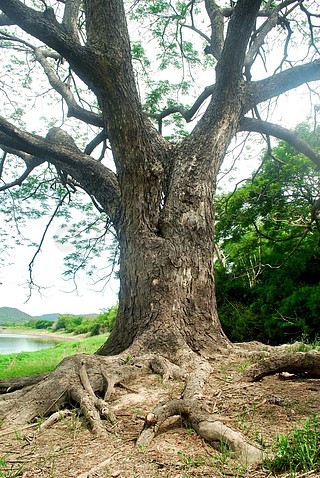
[98,230,228,357]
[98,146,230,358]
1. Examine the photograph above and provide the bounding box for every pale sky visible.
[0,217,119,317]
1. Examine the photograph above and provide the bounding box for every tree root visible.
[0,349,263,466]
[0,372,49,393]
[137,398,262,465]
[243,350,320,382]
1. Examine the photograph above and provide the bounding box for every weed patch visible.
[265,414,320,474]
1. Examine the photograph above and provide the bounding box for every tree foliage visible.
[216,125,320,344]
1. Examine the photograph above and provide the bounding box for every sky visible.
[0,225,119,316]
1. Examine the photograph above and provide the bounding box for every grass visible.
[265,414,320,475]
[0,334,109,378]
[286,339,320,353]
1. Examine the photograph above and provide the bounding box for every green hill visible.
[34,313,98,322]
[34,313,59,321]
[0,307,34,324]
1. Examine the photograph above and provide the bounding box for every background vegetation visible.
[215,124,320,345]
[25,305,117,336]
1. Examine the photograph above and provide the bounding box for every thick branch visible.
[62,0,81,40]
[239,117,320,169]
[244,10,278,72]
[247,60,320,110]
[0,118,121,227]
[216,0,262,83]
[0,13,14,25]
[0,0,94,93]
[204,0,224,60]
[0,1,77,54]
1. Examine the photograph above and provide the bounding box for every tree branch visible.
[0,0,92,89]
[0,155,44,191]
[239,117,320,170]
[204,0,224,60]
[244,10,278,77]
[247,60,320,111]
[216,0,262,83]
[62,0,82,40]
[34,47,104,127]
[0,13,14,26]
[0,118,121,227]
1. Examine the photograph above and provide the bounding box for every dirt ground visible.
[1,345,320,478]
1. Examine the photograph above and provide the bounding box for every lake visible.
[0,333,63,355]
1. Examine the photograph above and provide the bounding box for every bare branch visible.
[28,191,69,290]
[0,155,44,192]
[84,130,107,156]
[239,117,320,170]
[0,117,121,227]
[34,47,104,127]
[62,0,82,40]
[149,84,215,124]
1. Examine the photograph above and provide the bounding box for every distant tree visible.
[1,0,320,463]
[215,124,320,343]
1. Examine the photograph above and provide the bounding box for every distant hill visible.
[0,307,34,324]
[34,313,59,321]
[34,313,98,321]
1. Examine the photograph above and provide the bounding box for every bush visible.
[51,305,118,336]
[27,319,53,330]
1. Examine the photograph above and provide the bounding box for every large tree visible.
[1,0,320,465]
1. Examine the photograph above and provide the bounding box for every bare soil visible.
[1,347,320,478]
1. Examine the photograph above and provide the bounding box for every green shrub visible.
[51,305,118,336]
[27,319,53,329]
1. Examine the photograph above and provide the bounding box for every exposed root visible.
[0,347,266,467]
[243,350,320,382]
[39,409,73,430]
[76,362,116,434]
[0,372,49,393]
[137,398,262,465]
[76,457,113,478]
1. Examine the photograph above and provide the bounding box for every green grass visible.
[0,334,109,378]
[287,339,320,353]
[265,415,320,475]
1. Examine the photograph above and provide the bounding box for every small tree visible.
[1,0,320,464]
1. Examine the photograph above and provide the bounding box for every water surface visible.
[0,333,63,355]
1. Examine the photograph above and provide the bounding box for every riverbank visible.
[0,333,109,378]
[0,326,84,341]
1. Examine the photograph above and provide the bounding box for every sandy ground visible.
[1,345,320,477]
[0,327,83,340]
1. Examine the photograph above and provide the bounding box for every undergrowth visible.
[265,414,320,475]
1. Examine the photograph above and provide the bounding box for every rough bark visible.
[243,351,320,382]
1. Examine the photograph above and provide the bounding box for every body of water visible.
[0,333,62,355]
